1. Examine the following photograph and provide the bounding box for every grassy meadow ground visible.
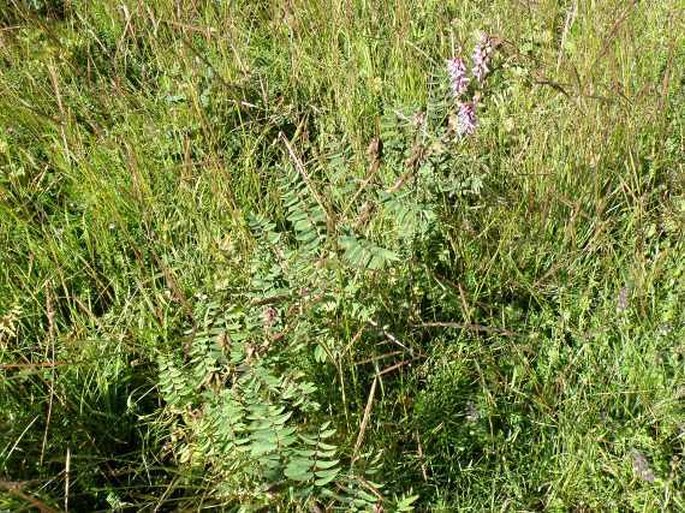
[1,0,684,511]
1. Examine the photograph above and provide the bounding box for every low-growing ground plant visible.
[1,1,684,511]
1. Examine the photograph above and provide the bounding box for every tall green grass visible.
[1,0,684,510]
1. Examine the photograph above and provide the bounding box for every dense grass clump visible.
[1,1,684,511]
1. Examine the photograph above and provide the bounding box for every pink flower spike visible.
[457,101,477,137]
[472,32,493,83]
[446,56,469,99]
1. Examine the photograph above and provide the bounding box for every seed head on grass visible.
[617,286,629,313]
[263,306,278,328]
[465,401,480,423]
[631,450,656,483]
[446,55,469,99]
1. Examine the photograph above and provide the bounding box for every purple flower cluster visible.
[457,102,477,136]
[446,55,469,99]
[446,32,495,138]
[472,32,493,83]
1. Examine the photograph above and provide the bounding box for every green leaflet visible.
[338,234,399,270]
[314,468,340,486]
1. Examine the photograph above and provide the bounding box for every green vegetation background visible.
[1,0,684,511]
